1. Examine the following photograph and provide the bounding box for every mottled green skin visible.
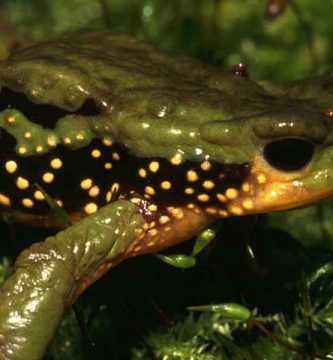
[0,201,144,360]
[0,31,332,166]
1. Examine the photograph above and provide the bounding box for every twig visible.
[99,0,112,28]
[301,278,316,360]
[150,299,177,339]
[289,0,319,71]
[120,299,157,360]
[252,319,331,359]
[73,304,96,348]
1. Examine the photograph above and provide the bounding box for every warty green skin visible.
[0,31,333,166]
[0,201,144,360]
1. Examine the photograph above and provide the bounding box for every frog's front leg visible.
[0,200,145,360]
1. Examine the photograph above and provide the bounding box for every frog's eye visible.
[263,138,314,171]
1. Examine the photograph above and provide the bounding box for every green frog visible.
[0,31,333,359]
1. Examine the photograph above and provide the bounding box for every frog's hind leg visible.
[0,200,145,360]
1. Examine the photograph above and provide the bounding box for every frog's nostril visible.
[263,138,314,172]
[0,87,100,129]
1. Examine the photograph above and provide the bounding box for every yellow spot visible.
[149,229,158,237]
[64,137,72,144]
[81,178,93,190]
[56,199,63,207]
[34,190,45,201]
[104,162,112,169]
[225,188,239,200]
[5,160,17,174]
[218,210,228,217]
[43,172,54,184]
[197,194,210,202]
[161,181,172,190]
[202,180,215,190]
[76,134,85,141]
[50,158,63,169]
[112,152,120,161]
[145,186,155,196]
[171,208,184,219]
[138,168,147,178]
[106,191,112,202]
[89,186,100,197]
[91,149,101,158]
[148,204,158,212]
[22,198,34,208]
[257,174,266,184]
[242,182,250,193]
[217,193,227,203]
[111,183,120,193]
[187,203,196,209]
[136,228,144,236]
[130,197,141,204]
[229,206,244,215]
[201,160,211,171]
[205,207,218,215]
[133,245,142,253]
[16,177,29,190]
[103,137,113,146]
[0,193,11,206]
[149,221,156,229]
[168,208,182,218]
[185,187,195,195]
[47,136,57,147]
[187,170,198,182]
[159,216,170,225]
[149,161,160,173]
[18,147,27,155]
[242,199,254,210]
[192,206,201,214]
[170,153,183,165]
[36,145,44,153]
[7,116,16,124]
[24,132,32,139]
[84,202,98,214]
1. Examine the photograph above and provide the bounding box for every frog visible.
[0,31,333,359]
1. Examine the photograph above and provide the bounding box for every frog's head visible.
[212,107,333,215]
[192,74,333,216]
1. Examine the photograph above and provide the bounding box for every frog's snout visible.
[236,146,333,214]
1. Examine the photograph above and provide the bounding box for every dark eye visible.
[263,138,314,171]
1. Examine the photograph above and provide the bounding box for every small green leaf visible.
[154,254,196,269]
[188,303,252,321]
[192,226,217,256]
[307,262,333,286]
[36,184,71,226]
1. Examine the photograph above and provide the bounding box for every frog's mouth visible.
[234,156,333,214]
